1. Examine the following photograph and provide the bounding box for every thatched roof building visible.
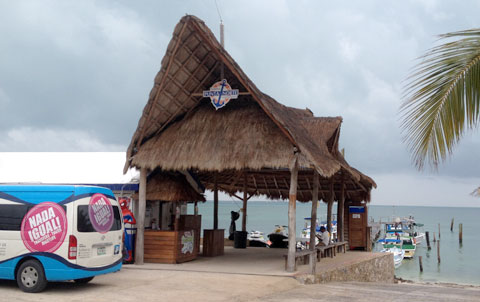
[124,15,375,202]
[125,15,377,268]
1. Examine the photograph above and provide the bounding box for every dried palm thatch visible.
[124,15,375,202]
[132,98,312,171]
[124,15,341,177]
[133,170,205,202]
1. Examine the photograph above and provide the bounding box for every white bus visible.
[0,185,123,292]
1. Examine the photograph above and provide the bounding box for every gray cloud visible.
[1,0,480,205]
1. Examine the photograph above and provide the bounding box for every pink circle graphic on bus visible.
[21,202,68,253]
[88,193,114,234]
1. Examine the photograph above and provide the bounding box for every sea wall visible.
[300,253,394,284]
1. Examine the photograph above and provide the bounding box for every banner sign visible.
[203,79,239,110]
[21,202,67,253]
[89,193,114,234]
[181,231,194,254]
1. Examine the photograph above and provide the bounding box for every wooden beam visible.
[287,156,299,272]
[327,177,334,241]
[135,167,147,265]
[309,169,319,276]
[306,176,312,190]
[338,176,345,242]
[242,173,248,232]
[227,171,243,192]
[213,181,363,194]
[272,176,282,199]
[174,203,180,232]
[214,171,218,230]
[228,192,243,201]
[252,176,258,191]
[262,176,272,198]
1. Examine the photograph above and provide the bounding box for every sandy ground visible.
[1,267,479,302]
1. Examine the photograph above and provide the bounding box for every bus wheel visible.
[74,276,94,284]
[16,260,47,293]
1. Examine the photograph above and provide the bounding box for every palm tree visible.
[400,29,480,170]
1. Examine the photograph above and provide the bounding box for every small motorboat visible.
[268,225,288,248]
[381,246,405,269]
[379,235,416,259]
[247,230,269,247]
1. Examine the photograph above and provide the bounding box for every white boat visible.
[414,232,425,245]
[388,216,425,245]
[381,246,405,268]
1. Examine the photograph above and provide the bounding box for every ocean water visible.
[188,200,480,285]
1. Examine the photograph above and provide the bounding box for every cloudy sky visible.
[1,0,479,207]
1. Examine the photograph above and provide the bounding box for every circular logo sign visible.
[88,193,114,234]
[202,79,239,110]
[21,202,68,253]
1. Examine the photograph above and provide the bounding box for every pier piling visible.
[459,223,463,244]
[450,218,454,232]
[419,256,423,272]
[433,232,436,243]
[426,231,431,250]
[438,223,441,239]
[437,240,441,264]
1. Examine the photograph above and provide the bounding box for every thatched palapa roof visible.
[134,170,205,202]
[124,15,376,202]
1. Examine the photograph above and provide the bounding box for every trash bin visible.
[234,231,248,248]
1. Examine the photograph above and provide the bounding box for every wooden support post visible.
[433,232,436,243]
[426,231,431,250]
[337,176,345,242]
[214,172,218,230]
[309,170,319,276]
[135,167,147,265]
[174,204,180,232]
[419,255,423,272]
[242,172,248,232]
[132,197,139,222]
[327,178,334,241]
[438,223,441,239]
[287,156,299,272]
[459,223,463,244]
[450,218,454,232]
[194,201,198,216]
[437,240,441,264]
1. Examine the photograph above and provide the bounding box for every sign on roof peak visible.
[203,79,239,110]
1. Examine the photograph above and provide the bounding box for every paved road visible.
[257,281,480,302]
[1,267,478,301]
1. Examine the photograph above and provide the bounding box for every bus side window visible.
[0,204,32,231]
[0,204,66,231]
[77,205,122,232]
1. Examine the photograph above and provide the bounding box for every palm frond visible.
[471,186,480,197]
[400,29,480,169]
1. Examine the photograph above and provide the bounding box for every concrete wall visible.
[302,253,394,284]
